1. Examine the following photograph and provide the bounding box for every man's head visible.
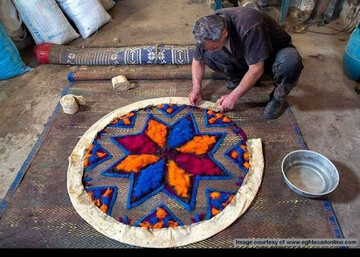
[193,14,228,52]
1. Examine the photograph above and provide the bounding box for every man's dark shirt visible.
[194,7,292,66]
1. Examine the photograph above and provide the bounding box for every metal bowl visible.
[281,150,339,198]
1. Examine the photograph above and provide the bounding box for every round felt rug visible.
[67,97,264,248]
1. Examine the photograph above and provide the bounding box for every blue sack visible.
[0,22,31,80]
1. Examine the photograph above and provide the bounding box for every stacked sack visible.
[0,21,31,80]
[56,0,112,39]
[0,0,115,80]
[13,0,115,44]
[0,0,32,49]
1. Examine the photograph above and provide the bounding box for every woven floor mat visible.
[0,78,341,248]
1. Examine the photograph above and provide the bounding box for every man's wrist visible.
[192,85,202,92]
[230,87,242,100]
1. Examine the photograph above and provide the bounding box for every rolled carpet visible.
[34,43,196,65]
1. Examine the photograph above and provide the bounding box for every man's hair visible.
[193,14,227,47]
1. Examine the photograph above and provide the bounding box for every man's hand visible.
[189,88,202,106]
[219,62,264,112]
[219,93,238,112]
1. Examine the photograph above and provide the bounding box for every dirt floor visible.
[0,0,359,247]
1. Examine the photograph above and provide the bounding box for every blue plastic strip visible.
[279,0,290,22]
[215,0,222,10]
[323,201,344,239]
[285,105,344,240]
[67,72,75,82]
[0,82,74,218]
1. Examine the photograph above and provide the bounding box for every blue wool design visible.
[102,196,110,205]
[193,212,200,222]
[224,141,250,173]
[83,176,92,182]
[122,216,129,223]
[88,155,98,163]
[108,112,137,128]
[237,155,245,163]
[93,190,102,199]
[92,144,100,152]
[163,216,171,226]
[134,204,184,227]
[167,116,194,148]
[133,160,165,198]
[149,216,159,225]
[205,188,236,219]
[220,194,229,202]
[211,199,223,209]
[85,186,118,216]
[102,113,232,211]
[84,140,112,172]
[203,109,234,128]
[157,104,186,118]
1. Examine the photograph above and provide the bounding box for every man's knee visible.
[204,50,247,78]
[272,47,304,84]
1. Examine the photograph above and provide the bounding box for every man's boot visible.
[264,97,286,120]
[263,81,297,120]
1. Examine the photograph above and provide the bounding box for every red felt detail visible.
[34,43,53,64]
[115,134,158,154]
[173,154,222,176]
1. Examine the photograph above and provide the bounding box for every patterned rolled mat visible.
[34,43,196,65]
[68,97,264,248]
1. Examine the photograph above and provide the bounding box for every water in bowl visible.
[286,164,327,194]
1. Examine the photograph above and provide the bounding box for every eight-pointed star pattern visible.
[101,113,232,211]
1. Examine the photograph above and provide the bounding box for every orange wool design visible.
[222,117,231,123]
[210,191,221,199]
[208,117,217,124]
[168,221,179,228]
[96,152,107,158]
[240,144,247,151]
[153,221,164,229]
[211,208,220,216]
[84,159,90,168]
[116,154,159,172]
[230,150,239,159]
[167,160,191,198]
[156,207,167,219]
[177,135,216,155]
[146,119,167,147]
[215,113,223,119]
[93,199,101,207]
[87,191,93,199]
[228,195,234,202]
[110,112,134,125]
[103,187,112,197]
[243,152,250,160]
[139,221,151,228]
[243,162,250,169]
[222,195,234,207]
[122,118,130,125]
[84,144,94,167]
[100,204,108,213]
